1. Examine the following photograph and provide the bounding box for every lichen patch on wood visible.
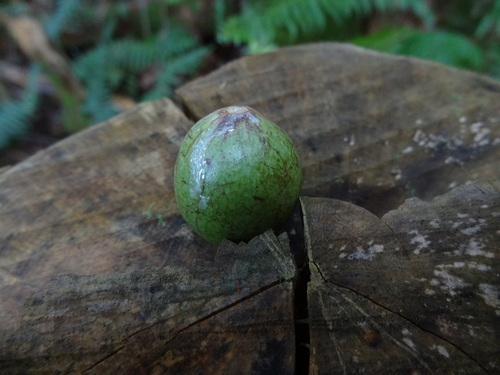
[302,179,499,373]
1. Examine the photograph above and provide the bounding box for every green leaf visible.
[475,0,500,37]
[143,46,211,101]
[45,0,82,40]
[73,26,208,123]
[352,26,420,53]
[0,64,40,149]
[218,0,435,50]
[353,28,485,72]
[483,41,500,79]
[398,31,485,70]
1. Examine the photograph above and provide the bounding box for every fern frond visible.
[353,26,419,52]
[143,45,211,101]
[74,26,207,115]
[483,41,500,79]
[73,28,199,81]
[404,0,435,28]
[214,0,226,40]
[219,0,435,51]
[80,42,118,124]
[398,31,484,70]
[475,0,500,37]
[0,103,30,149]
[0,64,40,149]
[83,75,117,124]
[356,27,485,71]
[45,0,148,41]
[45,0,83,40]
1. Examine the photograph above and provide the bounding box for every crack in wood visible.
[293,263,310,375]
[311,260,489,374]
[83,344,126,373]
[316,291,348,375]
[83,278,288,372]
[288,206,311,375]
[378,217,412,260]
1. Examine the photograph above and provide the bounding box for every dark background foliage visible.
[0,0,498,166]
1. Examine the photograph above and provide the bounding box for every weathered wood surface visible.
[177,43,500,216]
[302,180,499,374]
[1,231,295,374]
[0,100,207,327]
[0,43,499,373]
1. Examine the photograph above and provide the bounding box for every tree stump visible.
[1,43,499,374]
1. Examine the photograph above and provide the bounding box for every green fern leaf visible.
[475,0,500,37]
[483,42,500,79]
[354,27,485,71]
[219,0,435,51]
[399,31,485,70]
[73,28,200,81]
[214,0,226,39]
[45,0,83,40]
[79,32,118,124]
[0,103,29,148]
[157,28,201,56]
[74,26,208,122]
[352,26,420,52]
[0,64,40,149]
[143,46,210,101]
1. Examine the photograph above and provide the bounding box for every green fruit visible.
[174,106,302,244]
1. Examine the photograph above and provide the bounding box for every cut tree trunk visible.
[0,43,499,374]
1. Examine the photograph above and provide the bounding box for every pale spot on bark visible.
[431,345,450,358]
[478,284,500,314]
[433,270,470,296]
[403,337,417,352]
[346,244,384,261]
[409,230,430,255]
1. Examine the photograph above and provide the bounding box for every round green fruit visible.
[174,106,302,244]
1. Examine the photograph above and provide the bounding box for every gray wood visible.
[0,43,499,373]
[0,99,209,333]
[0,231,296,374]
[177,43,500,216]
[302,180,499,374]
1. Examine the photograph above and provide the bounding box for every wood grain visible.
[0,99,212,332]
[302,180,499,374]
[0,231,296,373]
[0,43,499,373]
[177,43,500,216]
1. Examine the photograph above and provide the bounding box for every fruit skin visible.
[174,106,302,244]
